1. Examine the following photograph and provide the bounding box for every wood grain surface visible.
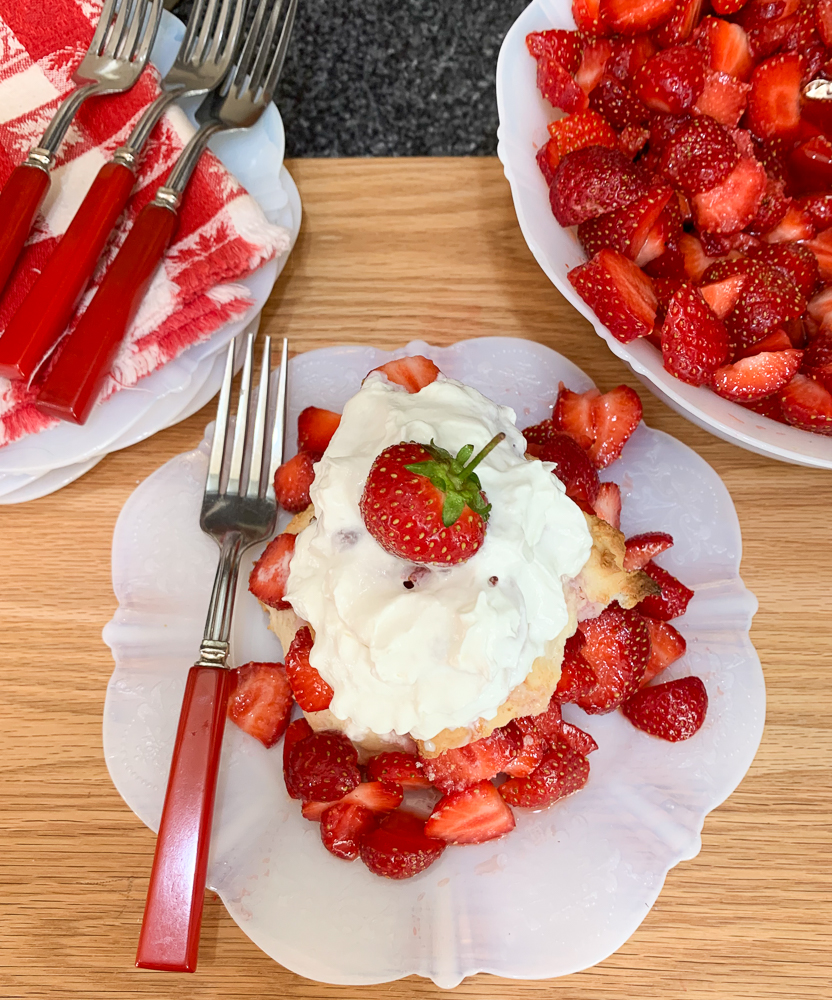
[1,158,831,1000]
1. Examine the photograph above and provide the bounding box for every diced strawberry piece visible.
[678,232,719,281]
[537,140,559,186]
[425,780,516,845]
[284,625,334,712]
[593,480,622,528]
[559,721,599,756]
[653,0,705,46]
[537,429,601,507]
[693,70,750,127]
[320,802,378,861]
[499,736,590,808]
[779,372,832,433]
[359,810,446,879]
[575,37,614,93]
[569,249,658,344]
[550,147,651,227]
[803,330,832,389]
[273,451,317,513]
[711,349,803,401]
[766,203,816,243]
[586,385,643,467]
[636,560,694,620]
[286,730,361,803]
[574,603,652,713]
[419,727,522,794]
[366,751,431,787]
[283,717,313,799]
[693,17,753,80]
[588,75,649,130]
[618,124,651,157]
[622,676,708,741]
[526,698,563,741]
[808,285,832,331]
[661,284,730,386]
[740,393,787,421]
[691,156,767,234]
[818,0,832,46]
[553,384,598,450]
[297,406,341,453]
[748,242,819,299]
[301,780,404,821]
[553,633,598,703]
[503,719,550,776]
[227,662,293,749]
[788,135,832,196]
[631,46,706,114]
[599,0,678,34]
[745,177,790,236]
[545,109,617,173]
[746,53,802,141]
[369,355,441,393]
[806,227,832,283]
[249,532,296,610]
[737,329,794,356]
[642,617,687,685]
[577,184,674,261]
[536,56,589,114]
[607,35,659,81]
[700,273,749,319]
[727,261,806,350]
[623,531,674,571]
[659,116,739,196]
[526,30,583,73]
[572,0,603,33]
[712,0,751,13]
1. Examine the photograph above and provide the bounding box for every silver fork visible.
[35,0,300,426]
[0,0,163,296]
[0,0,246,386]
[135,332,288,974]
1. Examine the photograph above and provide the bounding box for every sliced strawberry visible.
[593,481,622,528]
[622,676,708,741]
[301,780,404,821]
[748,243,819,300]
[284,625,334,712]
[619,124,651,157]
[575,37,615,92]
[691,156,767,233]
[569,249,658,344]
[661,284,731,385]
[366,751,431,787]
[419,727,521,794]
[545,109,617,172]
[273,451,317,513]
[249,532,296,610]
[537,429,601,507]
[536,55,589,114]
[553,633,598,703]
[740,393,787,421]
[297,406,341,453]
[227,662,293,749]
[286,730,361,803]
[574,603,652,713]
[589,385,643,467]
[712,0,751,13]
[788,135,832,196]
[369,355,440,393]
[818,0,832,46]
[624,531,674,571]
[659,116,739,197]
[737,329,794,356]
[654,0,705,46]
[700,273,749,319]
[803,330,832,389]
[607,35,659,81]
[526,30,583,73]
[503,719,550,776]
[550,146,651,227]
[727,261,806,349]
[599,0,677,34]
[636,560,694,620]
[528,696,563,741]
[765,203,816,243]
[283,717,313,799]
[320,802,378,861]
[425,780,516,845]
[499,736,590,808]
[779,372,832,433]
[808,285,832,331]
[745,177,789,236]
[712,349,803,401]
[678,232,719,281]
[693,70,750,127]
[588,75,649,130]
[559,721,599,756]
[360,810,446,879]
[553,385,598,450]
[693,17,753,80]
[578,184,674,261]
[806,227,832,284]
[642,617,687,685]
[798,194,832,230]
[631,46,706,114]
[572,0,603,34]
[746,52,802,141]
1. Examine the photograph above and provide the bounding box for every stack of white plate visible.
[0,12,302,504]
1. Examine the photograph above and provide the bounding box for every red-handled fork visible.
[0,0,245,386]
[0,0,163,301]
[34,0,299,427]
[135,333,288,973]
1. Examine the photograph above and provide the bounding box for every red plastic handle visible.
[0,161,136,383]
[34,200,178,425]
[0,162,50,299]
[135,665,232,973]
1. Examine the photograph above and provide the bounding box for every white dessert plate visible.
[495,0,832,469]
[102,337,764,988]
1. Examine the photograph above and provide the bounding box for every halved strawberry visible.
[366,751,432,787]
[227,662,293,748]
[553,385,598,450]
[425,780,516,845]
[526,30,583,73]
[578,184,674,261]
[660,116,739,196]
[359,810,446,879]
[503,719,550,776]
[285,730,361,803]
[599,0,677,34]
[575,37,615,92]
[711,349,803,401]
[537,429,601,507]
[284,625,334,712]
[249,532,296,610]
[691,156,767,233]
[283,717,313,799]
[631,46,706,114]
[499,736,590,808]
[746,52,802,141]
[588,75,649,130]
[369,355,441,393]
[574,603,652,713]
[593,480,622,528]
[765,203,816,243]
[553,633,598,703]
[779,372,832,433]
[536,56,589,113]
[661,284,731,385]
[297,406,341,453]
[623,531,674,571]
[737,329,794,356]
[550,146,651,227]
[554,383,643,468]
[654,0,705,46]
[273,451,318,513]
[569,249,658,344]
[700,273,749,319]
[559,721,599,756]
[320,802,378,861]
[693,70,750,127]
[419,727,521,794]
[545,109,618,173]
[636,560,694,620]
[301,780,404,821]
[622,676,708,741]
[642,617,687,685]
[748,243,819,300]
[693,16,753,80]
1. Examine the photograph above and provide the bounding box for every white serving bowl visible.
[496,0,832,469]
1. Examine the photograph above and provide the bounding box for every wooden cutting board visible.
[1,158,830,1000]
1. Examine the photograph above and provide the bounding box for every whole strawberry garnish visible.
[360,434,504,565]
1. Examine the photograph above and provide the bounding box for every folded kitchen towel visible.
[0,0,291,448]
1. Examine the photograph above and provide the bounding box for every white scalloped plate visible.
[496,0,832,469]
[102,338,764,988]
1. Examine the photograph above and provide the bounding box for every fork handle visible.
[34,201,178,425]
[0,162,136,384]
[135,664,232,973]
[0,162,51,300]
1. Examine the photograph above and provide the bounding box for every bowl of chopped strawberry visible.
[496,0,832,466]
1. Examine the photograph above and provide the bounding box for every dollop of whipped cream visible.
[284,373,593,741]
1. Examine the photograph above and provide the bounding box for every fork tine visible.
[231,0,270,92]
[205,339,236,496]
[267,338,289,492]
[248,0,286,97]
[180,0,208,59]
[106,0,137,58]
[89,0,119,56]
[261,0,298,100]
[227,332,255,496]
[209,0,243,65]
[193,0,220,62]
[127,0,163,63]
[245,337,272,498]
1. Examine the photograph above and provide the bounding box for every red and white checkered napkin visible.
[0,0,291,448]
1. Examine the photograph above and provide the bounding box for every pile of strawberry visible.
[528,0,832,434]
[233,357,708,880]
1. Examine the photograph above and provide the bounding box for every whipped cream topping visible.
[284,374,593,741]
